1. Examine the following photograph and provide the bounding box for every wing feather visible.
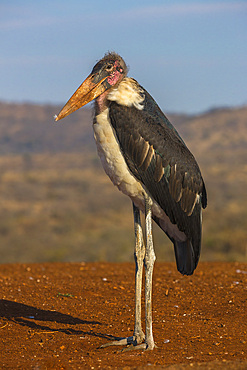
[135,138,150,168]
[108,82,207,268]
[154,154,164,182]
[141,144,154,171]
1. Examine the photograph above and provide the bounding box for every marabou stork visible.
[55,52,207,350]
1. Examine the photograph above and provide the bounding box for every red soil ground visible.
[0,262,246,369]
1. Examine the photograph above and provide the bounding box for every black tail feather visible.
[173,239,197,275]
[153,214,201,276]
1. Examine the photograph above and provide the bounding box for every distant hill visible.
[0,102,92,154]
[0,102,246,162]
[0,101,246,264]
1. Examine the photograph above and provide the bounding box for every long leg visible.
[100,202,145,348]
[144,194,156,350]
[132,202,145,343]
[123,195,156,351]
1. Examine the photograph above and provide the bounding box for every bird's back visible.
[107,78,207,275]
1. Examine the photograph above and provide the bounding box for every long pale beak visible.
[55,74,107,121]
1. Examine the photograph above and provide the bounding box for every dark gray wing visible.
[108,85,207,273]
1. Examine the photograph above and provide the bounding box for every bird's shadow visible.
[0,299,115,340]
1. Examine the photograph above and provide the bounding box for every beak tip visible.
[54,114,59,122]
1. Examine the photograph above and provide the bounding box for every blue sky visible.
[0,0,246,113]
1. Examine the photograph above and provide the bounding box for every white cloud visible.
[0,16,60,31]
[119,2,247,20]
[2,1,245,31]
[0,55,76,67]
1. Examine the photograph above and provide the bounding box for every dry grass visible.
[0,103,246,263]
[0,152,246,264]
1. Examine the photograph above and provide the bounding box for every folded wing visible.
[109,85,207,274]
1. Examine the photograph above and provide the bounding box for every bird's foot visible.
[100,331,145,349]
[100,331,157,351]
[122,341,158,352]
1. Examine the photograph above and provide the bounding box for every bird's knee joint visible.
[144,253,156,270]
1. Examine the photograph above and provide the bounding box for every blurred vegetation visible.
[0,102,246,263]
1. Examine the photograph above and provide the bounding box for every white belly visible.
[93,108,186,242]
[93,108,145,208]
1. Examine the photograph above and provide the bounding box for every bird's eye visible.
[105,64,113,71]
